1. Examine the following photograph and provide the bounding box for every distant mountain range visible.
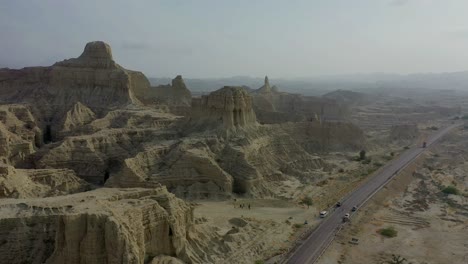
[149,71,468,96]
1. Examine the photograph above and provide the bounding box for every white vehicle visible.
[320,211,328,218]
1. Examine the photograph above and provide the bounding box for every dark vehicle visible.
[336,202,341,207]
[352,206,357,212]
[422,141,427,148]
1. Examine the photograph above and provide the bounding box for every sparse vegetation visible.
[359,150,366,160]
[338,168,344,173]
[403,146,410,150]
[462,114,468,120]
[384,254,413,264]
[442,186,460,195]
[379,226,398,238]
[301,196,313,208]
[293,223,303,228]
[373,161,383,167]
[254,260,265,264]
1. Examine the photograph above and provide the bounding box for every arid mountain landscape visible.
[0,40,466,264]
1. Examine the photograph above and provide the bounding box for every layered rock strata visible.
[191,86,257,130]
[0,187,199,264]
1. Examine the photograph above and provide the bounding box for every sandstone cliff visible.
[191,86,257,130]
[0,187,201,264]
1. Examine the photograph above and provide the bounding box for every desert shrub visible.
[373,161,383,167]
[254,260,265,264]
[385,254,412,264]
[301,196,313,208]
[379,226,398,238]
[338,168,344,173]
[462,114,468,120]
[293,223,303,228]
[361,158,372,164]
[442,186,460,195]
[359,150,366,160]
[390,152,395,156]
[403,146,410,150]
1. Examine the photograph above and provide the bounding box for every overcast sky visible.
[1,0,468,78]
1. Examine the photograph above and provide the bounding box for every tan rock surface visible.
[0,164,90,198]
[191,86,257,130]
[0,187,198,264]
[150,75,192,115]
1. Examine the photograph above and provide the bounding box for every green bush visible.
[379,227,398,238]
[442,186,460,195]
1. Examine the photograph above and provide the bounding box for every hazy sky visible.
[2,0,468,78]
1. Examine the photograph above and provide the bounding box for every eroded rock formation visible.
[191,86,257,130]
[0,164,90,198]
[251,76,348,124]
[150,75,192,115]
[0,187,200,264]
[0,41,155,143]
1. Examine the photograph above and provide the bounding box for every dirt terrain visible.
[317,127,468,264]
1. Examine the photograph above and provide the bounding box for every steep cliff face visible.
[0,187,199,264]
[191,86,257,130]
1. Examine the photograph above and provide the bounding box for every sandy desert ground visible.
[317,127,468,264]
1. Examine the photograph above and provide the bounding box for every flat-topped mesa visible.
[192,86,257,129]
[257,75,272,93]
[54,41,118,69]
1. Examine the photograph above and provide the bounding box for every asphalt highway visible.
[285,123,460,264]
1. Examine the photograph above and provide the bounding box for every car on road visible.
[319,211,328,218]
[352,206,358,212]
[344,213,350,218]
[335,202,342,207]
